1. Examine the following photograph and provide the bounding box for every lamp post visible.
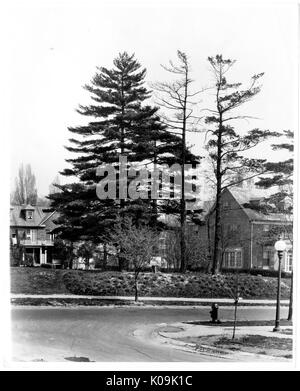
[273,239,287,332]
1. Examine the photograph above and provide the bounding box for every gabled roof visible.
[23,204,35,210]
[10,205,58,229]
[227,188,291,223]
[242,208,292,223]
[202,187,291,224]
[229,188,264,205]
[42,211,60,231]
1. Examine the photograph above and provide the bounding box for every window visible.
[25,229,36,242]
[263,224,270,232]
[228,224,238,233]
[11,233,17,245]
[263,249,273,267]
[26,229,31,240]
[236,251,242,268]
[285,251,293,273]
[27,211,33,219]
[223,249,243,269]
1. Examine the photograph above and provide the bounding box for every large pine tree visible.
[49,52,197,268]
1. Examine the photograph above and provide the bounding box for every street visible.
[10,305,288,362]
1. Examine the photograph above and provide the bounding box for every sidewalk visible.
[10,293,289,306]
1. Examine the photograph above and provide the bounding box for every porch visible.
[23,246,61,268]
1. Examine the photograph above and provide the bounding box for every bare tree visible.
[205,55,279,274]
[165,227,210,271]
[11,163,38,205]
[49,174,61,195]
[110,218,158,301]
[154,51,203,273]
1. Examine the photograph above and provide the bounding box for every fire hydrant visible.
[210,303,220,323]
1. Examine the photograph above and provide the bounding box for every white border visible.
[1,0,299,372]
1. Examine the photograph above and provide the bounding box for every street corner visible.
[154,319,293,362]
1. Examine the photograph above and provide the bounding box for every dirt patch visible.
[64,356,94,362]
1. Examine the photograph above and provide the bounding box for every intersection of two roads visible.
[10,305,288,362]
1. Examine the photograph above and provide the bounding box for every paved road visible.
[11,306,288,362]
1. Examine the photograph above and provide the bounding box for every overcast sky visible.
[6,0,298,196]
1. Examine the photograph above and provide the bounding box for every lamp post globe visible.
[273,239,286,332]
[274,240,287,252]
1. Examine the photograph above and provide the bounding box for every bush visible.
[60,270,291,299]
[11,268,292,299]
[221,268,292,279]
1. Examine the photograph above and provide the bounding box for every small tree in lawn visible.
[110,218,158,301]
[232,271,240,340]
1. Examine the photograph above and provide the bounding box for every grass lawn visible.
[11,267,291,299]
[10,267,69,294]
[178,334,293,359]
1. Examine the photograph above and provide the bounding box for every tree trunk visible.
[103,243,107,270]
[206,218,212,271]
[180,200,186,273]
[118,73,127,272]
[68,242,74,269]
[118,252,126,272]
[85,257,90,270]
[212,192,221,274]
[134,276,138,302]
[180,74,188,274]
[212,117,223,275]
[232,300,238,339]
[288,271,293,321]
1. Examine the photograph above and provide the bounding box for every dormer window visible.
[22,205,35,220]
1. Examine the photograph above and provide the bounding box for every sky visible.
[5,0,298,197]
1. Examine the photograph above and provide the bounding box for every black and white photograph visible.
[1,0,299,373]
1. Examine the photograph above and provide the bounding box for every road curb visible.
[10,296,289,307]
[155,327,290,362]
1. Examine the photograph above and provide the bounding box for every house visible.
[200,188,293,273]
[10,204,60,267]
[156,213,205,270]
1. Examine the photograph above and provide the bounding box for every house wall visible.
[10,227,49,242]
[202,189,293,272]
[251,222,293,271]
[206,189,252,270]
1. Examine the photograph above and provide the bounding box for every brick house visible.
[200,188,293,273]
[10,204,60,267]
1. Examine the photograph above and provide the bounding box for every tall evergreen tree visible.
[205,55,279,274]
[49,52,196,268]
[256,130,293,201]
